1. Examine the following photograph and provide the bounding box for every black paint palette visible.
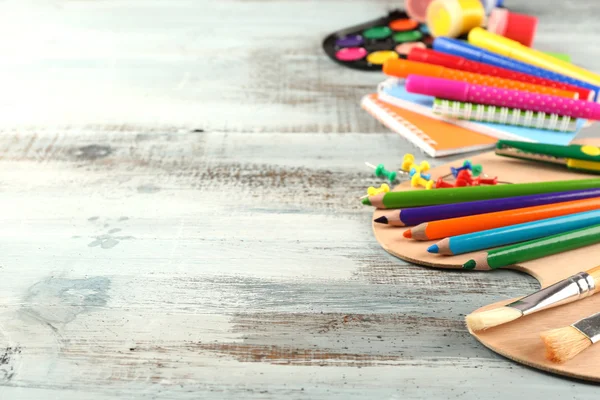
[323,9,433,71]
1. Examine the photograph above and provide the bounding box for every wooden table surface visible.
[1,0,599,398]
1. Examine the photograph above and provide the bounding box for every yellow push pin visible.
[367,183,390,196]
[411,173,434,190]
[400,153,415,172]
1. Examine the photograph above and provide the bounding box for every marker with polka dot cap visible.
[404,75,600,120]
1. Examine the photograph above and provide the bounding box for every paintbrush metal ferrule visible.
[507,272,596,316]
[573,312,600,344]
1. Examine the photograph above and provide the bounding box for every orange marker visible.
[404,197,600,240]
[383,59,580,99]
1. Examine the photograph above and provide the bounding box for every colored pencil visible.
[404,197,600,241]
[362,179,600,209]
[374,188,600,226]
[430,209,600,255]
[462,224,600,270]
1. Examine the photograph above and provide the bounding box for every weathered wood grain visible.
[0,0,599,398]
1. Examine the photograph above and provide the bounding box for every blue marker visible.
[433,38,600,101]
[428,209,600,255]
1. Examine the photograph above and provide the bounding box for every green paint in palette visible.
[363,26,392,40]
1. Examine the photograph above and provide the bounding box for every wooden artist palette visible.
[372,138,600,382]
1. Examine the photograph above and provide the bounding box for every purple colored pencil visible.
[374,188,600,227]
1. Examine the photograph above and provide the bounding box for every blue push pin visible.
[451,160,483,178]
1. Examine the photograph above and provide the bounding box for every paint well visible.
[366,50,399,65]
[389,19,419,31]
[335,34,363,47]
[363,26,392,40]
[335,47,368,62]
[395,42,427,55]
[393,30,423,43]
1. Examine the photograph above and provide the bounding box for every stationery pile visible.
[363,141,600,363]
[361,1,600,157]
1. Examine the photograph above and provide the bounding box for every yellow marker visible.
[468,28,600,86]
[411,173,434,190]
[367,183,390,196]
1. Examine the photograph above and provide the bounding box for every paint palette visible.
[322,10,433,71]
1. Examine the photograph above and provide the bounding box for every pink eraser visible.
[405,0,435,23]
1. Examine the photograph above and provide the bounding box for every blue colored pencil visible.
[428,209,600,255]
[432,38,600,100]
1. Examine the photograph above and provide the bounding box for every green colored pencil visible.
[362,179,600,209]
[462,223,600,270]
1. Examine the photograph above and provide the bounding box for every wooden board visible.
[372,138,600,382]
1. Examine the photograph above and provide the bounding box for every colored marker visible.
[432,37,600,100]
[469,28,600,86]
[407,48,594,101]
[383,59,579,98]
[405,75,600,120]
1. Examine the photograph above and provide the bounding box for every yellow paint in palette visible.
[366,51,399,65]
[426,0,485,38]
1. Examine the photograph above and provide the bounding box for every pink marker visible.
[405,75,600,120]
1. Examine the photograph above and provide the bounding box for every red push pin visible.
[456,169,473,184]
[474,176,498,185]
[435,177,454,189]
[454,179,471,187]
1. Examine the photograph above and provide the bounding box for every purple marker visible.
[374,188,600,227]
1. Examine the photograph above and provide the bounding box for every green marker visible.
[362,178,600,208]
[463,224,600,270]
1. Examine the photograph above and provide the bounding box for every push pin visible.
[367,183,390,196]
[400,153,415,172]
[435,177,454,189]
[454,179,471,187]
[451,160,483,178]
[409,161,432,180]
[365,162,397,183]
[456,169,474,184]
[411,173,434,190]
[474,176,498,185]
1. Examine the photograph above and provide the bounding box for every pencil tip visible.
[427,244,439,253]
[463,260,476,270]
[362,197,371,206]
[374,216,388,224]
[403,230,412,238]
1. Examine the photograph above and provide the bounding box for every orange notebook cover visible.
[361,94,497,157]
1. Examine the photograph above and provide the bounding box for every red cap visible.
[408,48,466,69]
[488,9,538,47]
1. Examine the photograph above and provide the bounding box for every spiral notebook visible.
[432,98,578,132]
[378,78,583,145]
[361,94,497,157]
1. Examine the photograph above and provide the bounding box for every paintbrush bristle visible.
[540,326,592,363]
[465,307,522,332]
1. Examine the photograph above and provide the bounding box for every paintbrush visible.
[540,312,600,363]
[466,266,600,332]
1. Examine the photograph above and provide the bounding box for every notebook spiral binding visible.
[433,99,577,132]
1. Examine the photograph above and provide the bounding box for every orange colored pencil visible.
[383,59,580,99]
[404,197,600,241]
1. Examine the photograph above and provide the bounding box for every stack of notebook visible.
[362,79,584,157]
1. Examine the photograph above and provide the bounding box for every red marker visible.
[408,48,594,101]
